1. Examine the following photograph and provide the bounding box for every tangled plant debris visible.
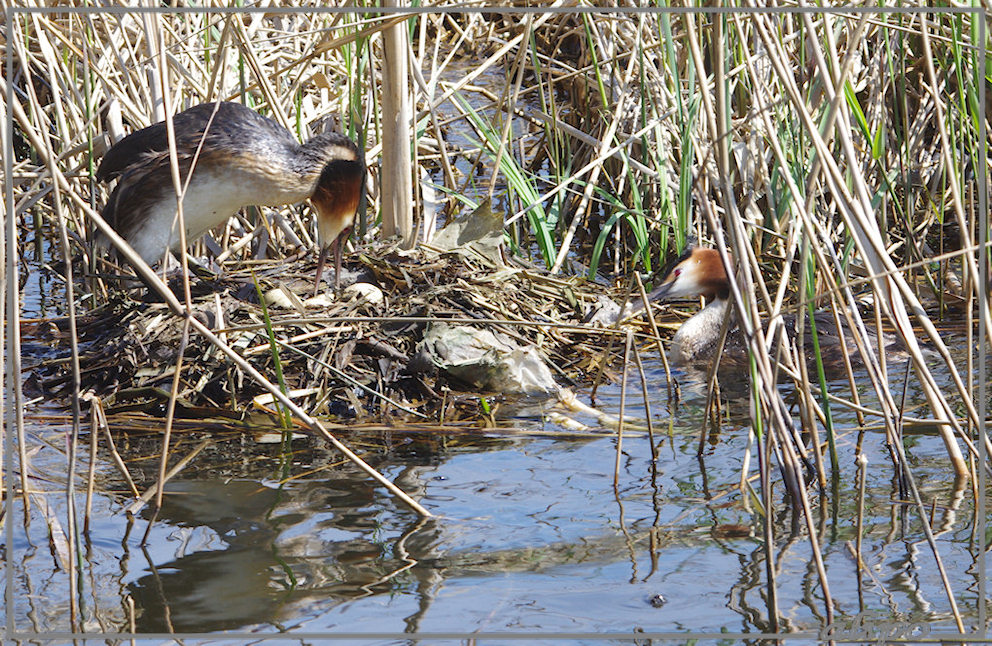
[31,219,653,429]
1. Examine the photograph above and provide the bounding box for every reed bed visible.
[2,3,989,637]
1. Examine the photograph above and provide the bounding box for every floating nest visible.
[30,216,648,427]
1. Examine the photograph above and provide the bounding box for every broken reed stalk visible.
[484,14,529,203]
[588,277,637,402]
[380,0,414,247]
[631,272,674,408]
[409,16,458,229]
[89,395,141,499]
[755,358,780,632]
[3,96,29,518]
[51,133,84,627]
[889,417,967,631]
[613,331,632,490]
[124,439,212,516]
[154,314,190,514]
[630,341,657,464]
[854,453,868,578]
[694,300,730,459]
[796,243,830,490]
[84,404,98,533]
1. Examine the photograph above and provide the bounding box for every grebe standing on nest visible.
[97,101,365,293]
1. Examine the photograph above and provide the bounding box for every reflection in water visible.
[127,465,436,632]
[9,348,985,638]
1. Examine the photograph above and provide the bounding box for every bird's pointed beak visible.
[645,279,676,303]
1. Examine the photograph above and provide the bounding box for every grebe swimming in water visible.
[647,247,733,365]
[97,101,365,293]
[648,247,895,371]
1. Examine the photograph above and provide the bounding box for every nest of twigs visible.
[30,240,629,425]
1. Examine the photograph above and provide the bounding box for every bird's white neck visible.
[669,296,731,364]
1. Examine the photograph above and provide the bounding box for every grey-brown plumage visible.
[98,101,365,291]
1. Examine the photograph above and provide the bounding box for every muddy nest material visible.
[34,239,630,423]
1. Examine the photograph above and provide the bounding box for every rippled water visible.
[7,347,986,642]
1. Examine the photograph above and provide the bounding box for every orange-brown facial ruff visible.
[311,158,365,244]
[649,247,731,303]
[691,248,730,300]
[310,155,365,294]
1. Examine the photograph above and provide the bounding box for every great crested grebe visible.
[647,247,733,365]
[648,247,893,370]
[97,101,365,293]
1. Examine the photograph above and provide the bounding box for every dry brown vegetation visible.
[2,4,990,636]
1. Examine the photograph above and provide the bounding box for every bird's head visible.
[308,134,365,245]
[648,247,731,302]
